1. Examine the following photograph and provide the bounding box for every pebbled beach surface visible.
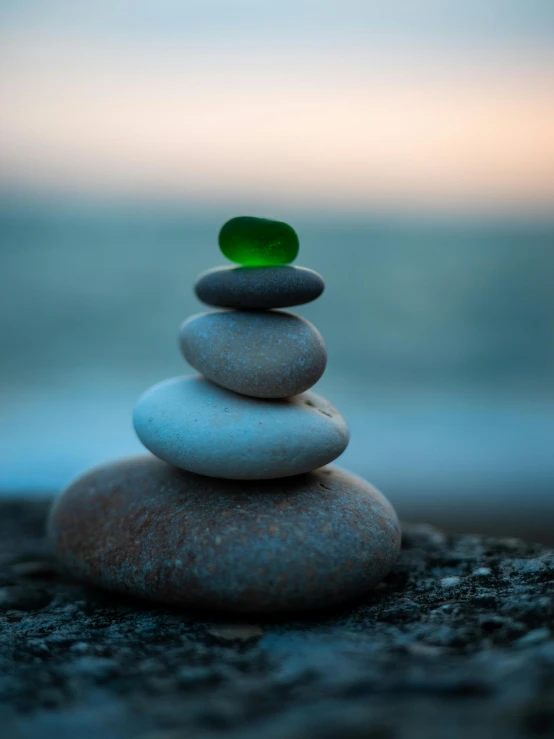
[1,497,553,739]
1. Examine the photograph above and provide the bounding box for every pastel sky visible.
[1,1,553,213]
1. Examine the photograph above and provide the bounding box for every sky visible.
[0,1,553,213]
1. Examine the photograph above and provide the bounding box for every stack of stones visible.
[48,217,401,613]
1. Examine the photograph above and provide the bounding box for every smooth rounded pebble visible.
[48,455,401,612]
[219,216,299,266]
[195,265,324,310]
[179,310,327,398]
[133,375,349,479]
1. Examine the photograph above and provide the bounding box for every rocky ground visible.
[1,498,553,739]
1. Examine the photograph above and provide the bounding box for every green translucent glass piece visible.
[218,216,299,266]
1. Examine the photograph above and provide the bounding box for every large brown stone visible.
[48,455,401,613]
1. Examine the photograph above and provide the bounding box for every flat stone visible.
[133,375,349,479]
[194,265,324,309]
[179,310,327,398]
[48,455,400,612]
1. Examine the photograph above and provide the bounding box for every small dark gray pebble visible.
[180,310,327,398]
[195,265,325,309]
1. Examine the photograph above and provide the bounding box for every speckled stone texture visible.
[179,310,327,398]
[195,265,325,309]
[2,500,554,739]
[47,455,400,612]
[134,376,348,479]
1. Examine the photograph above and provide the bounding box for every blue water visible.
[1,201,553,537]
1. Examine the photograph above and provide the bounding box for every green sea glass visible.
[218,216,299,266]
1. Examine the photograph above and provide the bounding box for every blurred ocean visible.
[1,201,553,540]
